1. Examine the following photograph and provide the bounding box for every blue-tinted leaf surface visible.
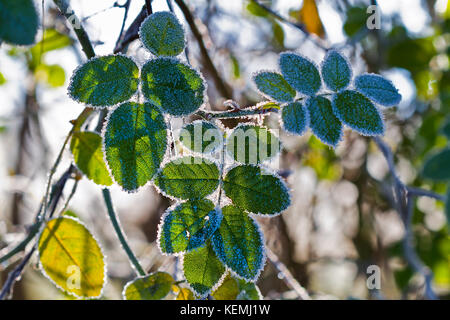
[0,0,38,45]
[332,90,384,136]
[306,96,342,147]
[159,199,222,254]
[321,50,351,91]
[281,102,309,135]
[212,206,264,281]
[355,74,401,107]
[279,53,321,96]
[422,148,450,181]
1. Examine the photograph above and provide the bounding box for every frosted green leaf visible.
[212,274,261,300]
[179,120,223,154]
[212,274,240,300]
[279,52,321,96]
[139,11,185,57]
[141,58,205,116]
[332,90,384,136]
[226,124,281,164]
[158,199,223,254]
[236,279,262,300]
[253,71,296,103]
[123,272,174,300]
[306,96,343,147]
[355,73,401,107]
[422,148,450,181]
[70,131,113,186]
[183,241,226,296]
[154,156,220,200]
[68,55,139,107]
[211,205,264,281]
[38,217,105,298]
[104,102,167,192]
[281,102,309,136]
[0,0,38,45]
[223,165,290,215]
[321,50,352,92]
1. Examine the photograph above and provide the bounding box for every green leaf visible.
[141,58,205,116]
[38,217,106,298]
[212,274,262,300]
[236,279,262,300]
[70,131,113,186]
[139,11,186,57]
[154,156,220,200]
[332,90,384,136]
[68,55,139,107]
[179,120,223,154]
[36,64,66,87]
[0,0,38,45]
[123,272,174,300]
[281,102,309,136]
[253,71,296,103]
[158,199,223,254]
[441,119,450,139]
[226,124,281,164]
[212,274,240,300]
[422,148,450,181]
[212,205,265,281]
[223,165,290,215]
[183,241,226,296]
[445,187,450,226]
[279,52,321,96]
[321,50,352,92]
[343,6,367,37]
[104,102,167,192]
[0,71,6,85]
[306,96,342,147]
[355,73,402,107]
[30,29,71,67]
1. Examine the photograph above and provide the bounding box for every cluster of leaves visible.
[253,50,401,147]
[33,7,404,300]
[35,10,292,300]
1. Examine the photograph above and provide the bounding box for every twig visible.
[113,0,132,51]
[113,5,148,53]
[373,137,440,300]
[0,248,35,300]
[173,0,232,99]
[102,189,146,276]
[266,247,311,300]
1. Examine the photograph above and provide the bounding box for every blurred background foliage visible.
[0,0,449,300]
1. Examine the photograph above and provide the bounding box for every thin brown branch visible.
[174,0,232,99]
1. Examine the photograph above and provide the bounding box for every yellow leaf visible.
[123,272,174,300]
[212,274,239,300]
[290,0,325,38]
[38,217,106,298]
[176,287,195,300]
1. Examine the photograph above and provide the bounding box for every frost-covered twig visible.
[266,247,311,300]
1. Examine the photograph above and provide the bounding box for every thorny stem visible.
[102,189,146,276]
